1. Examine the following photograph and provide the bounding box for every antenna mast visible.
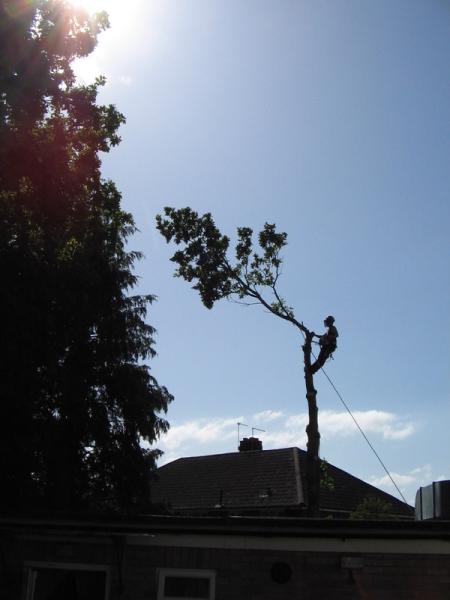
[237,422,248,448]
[252,427,265,437]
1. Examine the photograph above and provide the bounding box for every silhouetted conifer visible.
[0,0,172,514]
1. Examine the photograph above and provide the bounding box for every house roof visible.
[151,447,414,518]
[314,453,412,516]
[152,447,303,511]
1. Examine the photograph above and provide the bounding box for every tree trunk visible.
[302,331,321,517]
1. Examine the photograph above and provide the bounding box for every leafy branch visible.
[156,207,308,335]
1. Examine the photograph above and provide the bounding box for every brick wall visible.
[2,527,450,599]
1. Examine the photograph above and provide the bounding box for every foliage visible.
[156,207,305,332]
[350,496,396,520]
[320,459,335,491]
[0,0,172,514]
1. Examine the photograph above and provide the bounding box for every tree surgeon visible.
[310,315,338,374]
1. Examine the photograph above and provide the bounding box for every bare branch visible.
[272,260,280,287]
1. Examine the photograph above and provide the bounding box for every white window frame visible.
[157,568,216,600]
[24,561,111,600]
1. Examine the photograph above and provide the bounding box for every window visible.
[157,569,216,600]
[24,562,110,600]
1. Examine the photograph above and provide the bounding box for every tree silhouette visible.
[157,207,334,516]
[0,0,172,514]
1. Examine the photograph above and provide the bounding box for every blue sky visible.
[74,0,449,504]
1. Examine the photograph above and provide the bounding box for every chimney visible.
[239,437,263,452]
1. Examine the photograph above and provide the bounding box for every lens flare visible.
[70,0,112,14]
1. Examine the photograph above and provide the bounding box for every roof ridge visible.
[159,447,305,464]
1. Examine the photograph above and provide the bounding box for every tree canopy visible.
[0,0,172,514]
[156,206,305,330]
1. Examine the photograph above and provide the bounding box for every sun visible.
[71,0,165,84]
[69,0,143,33]
[70,0,113,14]
[69,0,146,27]
[70,0,142,22]
[71,0,153,84]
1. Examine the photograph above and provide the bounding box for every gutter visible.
[1,515,450,542]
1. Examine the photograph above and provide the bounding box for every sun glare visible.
[71,0,167,85]
[70,0,142,27]
[70,0,147,31]
[71,0,114,14]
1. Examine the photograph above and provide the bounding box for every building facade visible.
[2,515,450,599]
